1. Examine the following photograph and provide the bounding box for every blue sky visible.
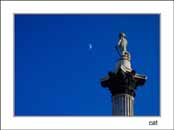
[15,14,160,116]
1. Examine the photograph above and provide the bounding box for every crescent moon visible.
[89,44,92,49]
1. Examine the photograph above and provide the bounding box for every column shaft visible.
[112,94,134,116]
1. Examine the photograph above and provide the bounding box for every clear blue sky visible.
[15,14,160,116]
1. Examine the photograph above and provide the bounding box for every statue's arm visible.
[117,39,121,46]
[115,39,121,49]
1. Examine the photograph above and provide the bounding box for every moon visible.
[89,43,93,50]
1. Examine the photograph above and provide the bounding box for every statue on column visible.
[115,32,132,74]
[115,32,128,56]
[101,32,147,98]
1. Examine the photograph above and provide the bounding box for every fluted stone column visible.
[112,94,134,116]
[100,32,147,116]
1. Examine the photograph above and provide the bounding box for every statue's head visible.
[119,32,126,38]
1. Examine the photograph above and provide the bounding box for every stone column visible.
[112,94,134,116]
[100,32,147,116]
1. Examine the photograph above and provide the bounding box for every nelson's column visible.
[100,32,147,116]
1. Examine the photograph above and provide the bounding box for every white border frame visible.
[1,1,173,129]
